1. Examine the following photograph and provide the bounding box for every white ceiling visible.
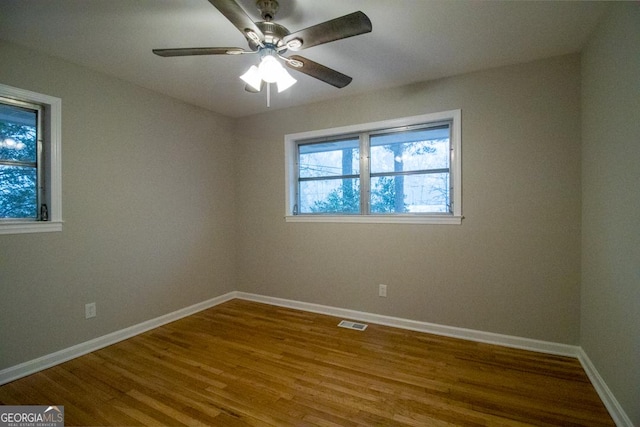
[0,0,610,118]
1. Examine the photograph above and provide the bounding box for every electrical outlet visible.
[378,284,387,297]
[85,302,96,319]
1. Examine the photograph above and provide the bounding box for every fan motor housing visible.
[249,21,290,51]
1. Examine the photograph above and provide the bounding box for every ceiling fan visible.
[153,0,372,94]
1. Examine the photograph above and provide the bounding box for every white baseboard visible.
[577,348,634,427]
[236,292,579,357]
[0,292,237,386]
[1,291,630,426]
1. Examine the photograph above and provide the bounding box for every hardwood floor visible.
[0,299,613,426]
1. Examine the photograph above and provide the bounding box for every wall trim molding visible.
[236,292,579,357]
[0,292,237,386]
[1,291,631,425]
[577,348,633,427]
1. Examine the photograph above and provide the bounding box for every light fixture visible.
[258,55,283,84]
[240,48,297,94]
[239,66,262,91]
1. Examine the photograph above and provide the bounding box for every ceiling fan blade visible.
[207,0,264,41]
[153,47,247,57]
[285,55,352,88]
[283,11,372,51]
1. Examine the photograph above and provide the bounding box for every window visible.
[285,110,461,224]
[1,100,41,219]
[0,83,62,234]
[298,137,361,214]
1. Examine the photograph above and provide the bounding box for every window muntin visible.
[296,122,453,216]
[0,99,42,220]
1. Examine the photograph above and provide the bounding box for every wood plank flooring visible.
[0,299,614,426]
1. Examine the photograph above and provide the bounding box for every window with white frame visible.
[285,110,461,224]
[0,83,62,234]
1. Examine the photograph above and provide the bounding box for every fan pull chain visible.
[266,82,271,107]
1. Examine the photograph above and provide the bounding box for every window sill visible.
[0,221,63,235]
[285,215,462,225]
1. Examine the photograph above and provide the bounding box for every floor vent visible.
[338,320,368,331]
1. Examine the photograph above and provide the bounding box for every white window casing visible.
[0,83,62,235]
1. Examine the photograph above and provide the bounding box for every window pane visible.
[0,103,38,163]
[299,178,360,214]
[371,173,449,214]
[370,126,449,174]
[299,138,359,178]
[0,165,38,218]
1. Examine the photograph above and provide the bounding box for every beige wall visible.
[581,3,640,425]
[235,54,582,344]
[0,41,237,369]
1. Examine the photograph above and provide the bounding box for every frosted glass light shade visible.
[258,55,282,83]
[240,54,297,93]
[240,65,262,91]
[276,70,297,92]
